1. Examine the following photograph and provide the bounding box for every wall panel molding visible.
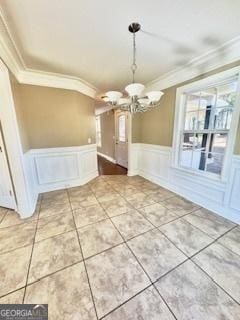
[130,143,240,223]
[24,144,98,194]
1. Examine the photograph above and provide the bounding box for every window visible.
[118,114,126,142]
[174,70,240,178]
[95,116,101,147]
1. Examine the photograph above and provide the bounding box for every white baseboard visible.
[127,170,139,177]
[97,152,116,164]
[36,170,98,194]
[130,143,240,224]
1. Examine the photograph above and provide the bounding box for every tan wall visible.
[11,83,96,150]
[139,61,240,154]
[138,86,176,146]
[131,113,142,143]
[97,110,115,159]
[10,74,30,152]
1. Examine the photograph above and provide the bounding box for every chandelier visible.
[102,22,164,113]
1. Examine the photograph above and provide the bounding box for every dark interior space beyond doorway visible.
[98,155,127,175]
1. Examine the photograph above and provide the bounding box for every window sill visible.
[170,164,227,187]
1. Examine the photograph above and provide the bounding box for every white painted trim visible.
[97,151,116,164]
[18,69,97,99]
[0,125,16,209]
[25,144,98,194]
[147,36,240,91]
[0,9,240,100]
[95,105,114,115]
[129,143,240,223]
[0,10,98,98]
[172,66,240,182]
[0,60,36,217]
[141,143,172,154]
[27,144,97,155]
[128,143,141,176]
[0,9,23,76]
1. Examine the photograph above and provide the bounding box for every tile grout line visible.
[1,177,237,309]
[0,217,39,230]
[101,178,240,311]
[24,259,84,287]
[0,208,10,225]
[121,185,240,266]
[0,242,37,257]
[213,226,240,259]
[150,214,240,307]
[188,224,240,307]
[112,218,178,320]
[146,208,238,305]
[0,260,84,300]
[71,177,240,310]
[182,212,238,240]
[22,196,42,303]
[189,259,240,307]
[157,222,240,306]
[103,177,202,230]
[0,287,26,301]
[33,228,77,245]
[107,176,201,214]
[189,224,238,260]
[96,192,179,320]
[99,284,154,320]
[66,188,99,320]
[13,177,239,313]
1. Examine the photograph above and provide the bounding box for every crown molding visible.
[0,5,240,99]
[95,105,113,115]
[146,36,240,91]
[17,69,97,98]
[0,9,23,76]
[0,8,98,98]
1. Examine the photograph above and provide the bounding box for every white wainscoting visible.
[130,143,240,223]
[24,144,98,195]
[128,143,141,176]
[227,156,240,212]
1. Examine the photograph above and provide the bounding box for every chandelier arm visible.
[103,22,164,114]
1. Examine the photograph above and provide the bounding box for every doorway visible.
[0,123,15,209]
[96,109,129,175]
[115,110,128,168]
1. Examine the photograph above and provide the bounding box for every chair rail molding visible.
[130,143,240,223]
[24,144,98,194]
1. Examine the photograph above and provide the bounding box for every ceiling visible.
[0,0,240,96]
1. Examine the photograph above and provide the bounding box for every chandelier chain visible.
[103,22,164,113]
[131,31,137,83]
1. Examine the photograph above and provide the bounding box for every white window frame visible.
[95,116,102,148]
[172,66,240,182]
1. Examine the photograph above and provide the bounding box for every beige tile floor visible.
[0,175,240,319]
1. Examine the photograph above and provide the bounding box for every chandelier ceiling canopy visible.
[102,22,164,113]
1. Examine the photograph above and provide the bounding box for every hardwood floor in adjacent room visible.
[98,155,127,175]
